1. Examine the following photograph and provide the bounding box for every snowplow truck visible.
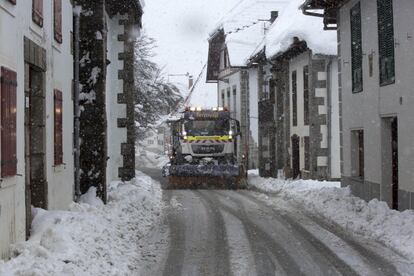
[162,107,247,189]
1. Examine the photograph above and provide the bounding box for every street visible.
[137,167,412,276]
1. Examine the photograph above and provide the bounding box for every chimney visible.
[188,75,194,89]
[270,11,279,23]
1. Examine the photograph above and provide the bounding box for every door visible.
[291,135,300,179]
[391,118,398,210]
[25,65,47,226]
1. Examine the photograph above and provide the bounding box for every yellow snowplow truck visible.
[162,107,247,189]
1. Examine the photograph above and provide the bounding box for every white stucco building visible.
[303,0,414,210]
[251,0,340,180]
[0,0,74,259]
[206,0,288,169]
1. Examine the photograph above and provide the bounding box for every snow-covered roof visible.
[265,0,337,58]
[210,0,289,67]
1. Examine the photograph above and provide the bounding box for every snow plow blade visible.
[162,164,247,189]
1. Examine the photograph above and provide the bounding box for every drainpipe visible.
[74,7,81,201]
[326,58,333,179]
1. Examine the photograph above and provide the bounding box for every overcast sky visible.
[142,0,241,107]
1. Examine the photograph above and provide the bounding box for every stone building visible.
[0,0,74,259]
[254,0,341,180]
[206,0,288,168]
[303,0,414,210]
[75,0,143,202]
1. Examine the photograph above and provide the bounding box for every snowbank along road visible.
[137,167,414,276]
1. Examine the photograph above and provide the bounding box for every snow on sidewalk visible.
[0,171,164,276]
[248,171,414,261]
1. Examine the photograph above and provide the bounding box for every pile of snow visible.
[210,0,289,66]
[265,0,337,58]
[249,174,414,260]
[0,171,164,275]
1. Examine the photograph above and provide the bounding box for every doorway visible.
[24,64,47,236]
[381,117,398,210]
[391,118,398,209]
[291,135,300,179]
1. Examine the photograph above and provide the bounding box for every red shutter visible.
[32,0,43,27]
[54,90,63,165]
[8,0,16,5]
[1,67,17,177]
[54,0,62,44]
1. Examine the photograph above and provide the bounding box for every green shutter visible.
[377,0,395,86]
[350,2,363,93]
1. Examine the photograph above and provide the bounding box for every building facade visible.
[0,0,74,259]
[303,0,414,210]
[285,49,340,180]
[206,1,287,169]
[75,0,142,201]
[253,0,340,180]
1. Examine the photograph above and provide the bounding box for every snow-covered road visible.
[138,167,414,276]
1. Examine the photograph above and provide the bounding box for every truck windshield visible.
[184,120,229,136]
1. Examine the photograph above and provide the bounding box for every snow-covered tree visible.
[134,32,183,140]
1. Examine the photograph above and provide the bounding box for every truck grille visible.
[192,144,224,154]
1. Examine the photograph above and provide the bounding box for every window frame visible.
[1,67,18,177]
[350,2,363,93]
[292,70,297,126]
[54,0,63,44]
[32,0,44,27]
[377,0,395,86]
[54,89,63,166]
[303,66,309,125]
[304,136,310,171]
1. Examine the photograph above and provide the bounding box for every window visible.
[377,0,395,86]
[350,2,363,93]
[54,0,62,44]
[227,88,230,109]
[269,79,275,102]
[1,67,17,177]
[54,90,63,165]
[232,86,237,114]
[221,90,225,106]
[303,66,309,125]
[32,0,43,27]
[304,136,310,171]
[351,130,364,178]
[292,70,297,126]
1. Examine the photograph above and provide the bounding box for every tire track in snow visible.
[238,190,402,276]
[200,190,304,276]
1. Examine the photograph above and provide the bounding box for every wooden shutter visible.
[8,0,16,5]
[303,65,309,125]
[1,67,17,177]
[32,0,43,27]
[377,0,395,86]
[292,70,297,126]
[350,2,363,93]
[54,0,62,44]
[54,90,63,165]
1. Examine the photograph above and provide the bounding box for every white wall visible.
[106,13,127,183]
[248,67,259,149]
[47,0,74,211]
[0,0,73,258]
[329,59,341,179]
[218,71,241,123]
[289,52,310,171]
[339,0,414,193]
